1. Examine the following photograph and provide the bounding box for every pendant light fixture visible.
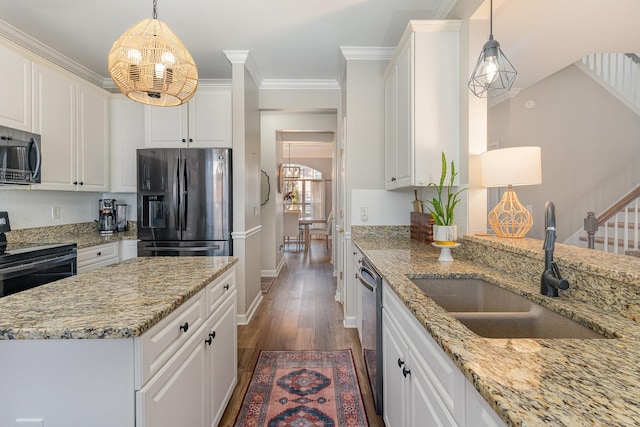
[107,0,198,106]
[468,0,517,98]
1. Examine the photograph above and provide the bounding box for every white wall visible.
[488,64,640,241]
[0,190,100,229]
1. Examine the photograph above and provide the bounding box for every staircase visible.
[579,185,640,256]
[576,53,640,116]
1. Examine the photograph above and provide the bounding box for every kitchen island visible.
[0,256,238,427]
[352,227,640,426]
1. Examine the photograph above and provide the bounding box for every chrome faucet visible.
[541,202,570,297]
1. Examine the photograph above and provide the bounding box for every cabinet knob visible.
[223,283,230,291]
[73,181,78,185]
[181,138,186,143]
[205,331,216,345]
[402,367,412,378]
[189,138,193,143]
[397,358,405,368]
[179,322,189,333]
[96,251,102,256]
[79,181,84,186]
[391,177,397,182]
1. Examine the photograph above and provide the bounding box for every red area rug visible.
[234,349,369,427]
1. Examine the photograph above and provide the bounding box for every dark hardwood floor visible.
[219,240,385,426]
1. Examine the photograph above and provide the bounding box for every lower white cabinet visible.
[0,266,236,427]
[136,268,237,427]
[77,242,119,273]
[383,283,506,427]
[120,239,139,261]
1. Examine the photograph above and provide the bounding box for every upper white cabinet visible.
[32,62,109,192]
[111,94,145,192]
[384,20,461,190]
[0,43,32,131]
[145,86,232,148]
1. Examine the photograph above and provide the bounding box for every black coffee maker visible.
[99,199,117,235]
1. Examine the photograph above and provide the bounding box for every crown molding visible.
[260,79,340,91]
[223,50,263,88]
[338,46,395,88]
[0,19,105,88]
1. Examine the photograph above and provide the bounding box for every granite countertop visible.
[353,233,640,426]
[0,256,238,340]
[7,224,138,249]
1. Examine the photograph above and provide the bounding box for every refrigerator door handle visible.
[173,159,180,231]
[182,157,188,232]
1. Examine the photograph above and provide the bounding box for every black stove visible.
[0,212,78,298]
[0,242,77,298]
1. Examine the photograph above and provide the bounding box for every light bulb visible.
[482,55,498,85]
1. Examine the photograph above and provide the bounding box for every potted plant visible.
[423,151,466,245]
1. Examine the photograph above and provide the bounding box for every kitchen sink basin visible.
[410,278,610,339]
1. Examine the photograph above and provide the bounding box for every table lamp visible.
[480,146,542,237]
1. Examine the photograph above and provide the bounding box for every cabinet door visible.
[144,104,188,147]
[382,309,408,427]
[0,43,32,131]
[77,82,109,191]
[188,88,232,148]
[33,63,77,190]
[111,95,145,192]
[384,72,397,189]
[408,349,457,427]
[393,39,413,188]
[206,293,237,427]
[136,329,207,427]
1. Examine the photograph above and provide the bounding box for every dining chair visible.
[309,211,334,250]
[283,210,304,251]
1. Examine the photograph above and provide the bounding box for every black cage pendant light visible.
[468,0,517,98]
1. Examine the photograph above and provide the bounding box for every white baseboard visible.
[237,292,263,326]
[343,316,357,329]
[260,257,286,278]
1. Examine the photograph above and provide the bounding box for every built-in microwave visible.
[0,125,41,185]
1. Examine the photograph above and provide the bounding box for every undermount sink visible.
[410,278,610,339]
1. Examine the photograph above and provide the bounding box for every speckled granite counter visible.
[6,221,138,249]
[0,256,237,340]
[352,228,640,426]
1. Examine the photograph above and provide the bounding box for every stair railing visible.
[585,185,640,254]
[578,53,640,115]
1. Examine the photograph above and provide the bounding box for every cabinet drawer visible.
[206,269,236,317]
[77,242,119,273]
[134,290,207,388]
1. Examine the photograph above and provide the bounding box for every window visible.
[283,164,325,218]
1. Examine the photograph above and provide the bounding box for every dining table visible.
[298,218,326,256]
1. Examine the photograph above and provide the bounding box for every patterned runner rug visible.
[234,349,369,427]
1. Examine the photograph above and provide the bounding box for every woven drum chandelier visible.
[107,0,197,106]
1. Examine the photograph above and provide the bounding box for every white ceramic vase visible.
[433,225,457,245]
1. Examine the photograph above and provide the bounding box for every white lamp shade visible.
[480,146,542,188]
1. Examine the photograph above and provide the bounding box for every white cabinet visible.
[33,63,109,192]
[111,95,145,192]
[77,242,119,273]
[120,239,139,261]
[144,86,232,148]
[383,283,507,427]
[353,243,364,342]
[384,20,461,190]
[135,268,237,427]
[0,42,32,131]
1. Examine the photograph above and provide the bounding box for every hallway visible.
[219,241,385,426]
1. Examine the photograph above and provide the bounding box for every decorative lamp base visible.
[488,188,532,238]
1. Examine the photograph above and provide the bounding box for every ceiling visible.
[0,0,456,85]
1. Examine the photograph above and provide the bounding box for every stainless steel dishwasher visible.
[359,257,383,415]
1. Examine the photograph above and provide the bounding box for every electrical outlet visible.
[360,207,368,222]
[51,206,60,220]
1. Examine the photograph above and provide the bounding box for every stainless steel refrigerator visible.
[137,148,232,256]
